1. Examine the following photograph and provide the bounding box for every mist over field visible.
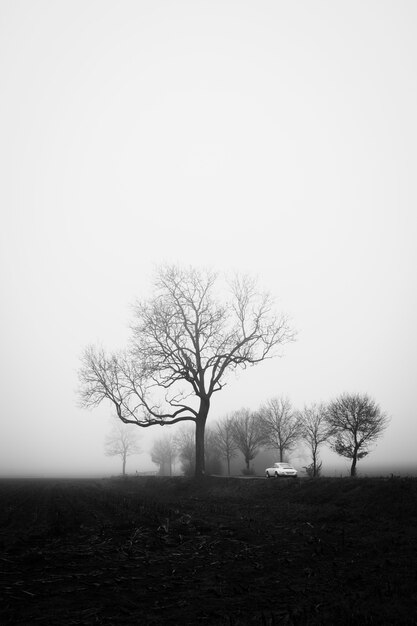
[1,1,416,479]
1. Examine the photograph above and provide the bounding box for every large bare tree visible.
[105,422,141,476]
[259,396,301,462]
[326,393,389,477]
[298,403,333,477]
[79,265,294,477]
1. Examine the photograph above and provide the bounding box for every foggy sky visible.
[1,1,416,477]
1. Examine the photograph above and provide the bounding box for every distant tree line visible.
[152,393,389,478]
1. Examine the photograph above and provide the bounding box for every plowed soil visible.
[1,476,416,625]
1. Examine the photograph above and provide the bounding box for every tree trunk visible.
[122,454,126,476]
[350,454,357,477]
[227,455,231,476]
[195,396,210,478]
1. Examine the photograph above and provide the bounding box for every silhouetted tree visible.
[298,403,333,477]
[259,397,301,462]
[326,393,389,477]
[151,435,177,476]
[214,415,238,475]
[78,265,294,477]
[105,422,141,476]
[174,426,195,476]
[204,428,223,475]
[231,408,265,474]
[174,426,222,476]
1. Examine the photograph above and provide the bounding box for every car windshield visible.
[277,464,292,468]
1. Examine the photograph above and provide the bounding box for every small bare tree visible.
[259,397,301,462]
[105,422,141,476]
[151,435,177,476]
[326,393,389,477]
[231,408,265,474]
[204,428,223,475]
[174,425,195,476]
[79,265,294,477]
[214,415,239,476]
[298,403,333,477]
[174,426,222,476]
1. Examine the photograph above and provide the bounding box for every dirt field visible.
[1,475,416,625]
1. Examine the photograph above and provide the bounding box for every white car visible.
[265,462,298,478]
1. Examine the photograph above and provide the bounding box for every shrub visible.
[241,467,256,476]
[303,461,322,478]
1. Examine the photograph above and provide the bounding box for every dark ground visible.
[1,475,417,625]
